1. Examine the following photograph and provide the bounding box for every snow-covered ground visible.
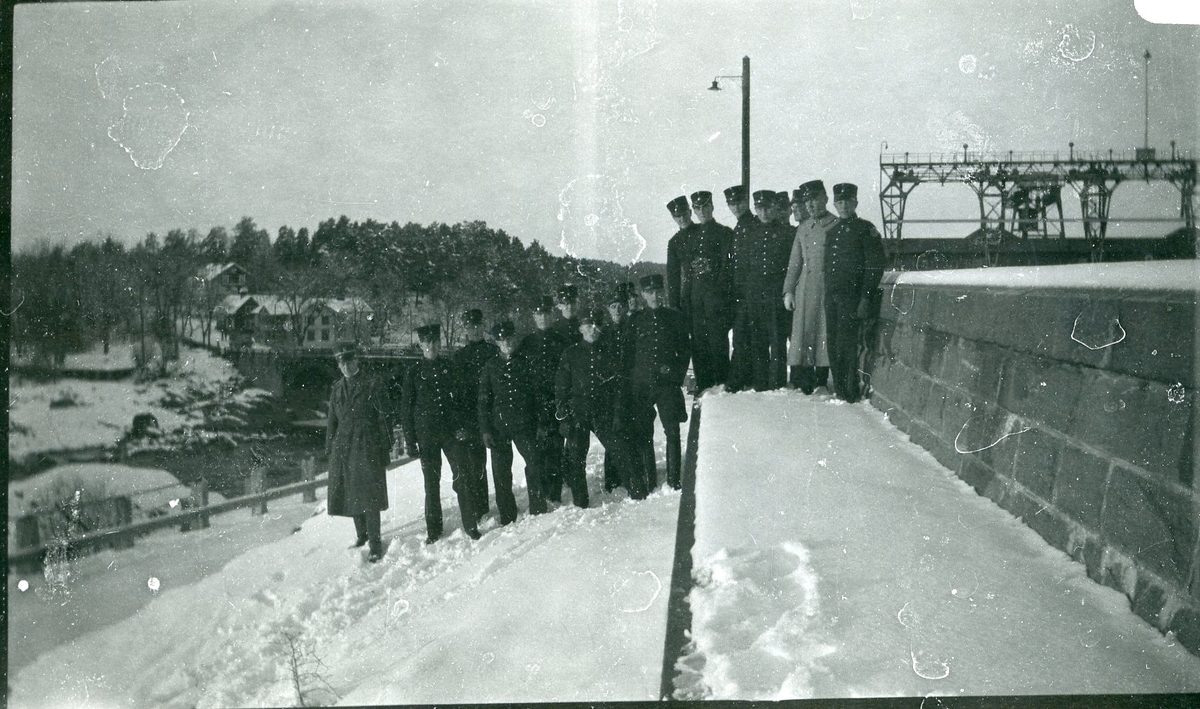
[8,345,270,462]
[8,432,680,708]
[8,390,1200,707]
[678,392,1200,699]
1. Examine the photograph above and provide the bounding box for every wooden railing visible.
[8,455,414,572]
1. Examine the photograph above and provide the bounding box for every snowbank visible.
[889,259,1200,291]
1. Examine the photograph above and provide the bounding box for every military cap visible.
[798,179,826,199]
[334,341,358,362]
[491,320,517,340]
[606,283,631,305]
[775,191,790,207]
[556,283,579,303]
[689,191,713,208]
[532,295,557,313]
[459,308,484,325]
[579,307,608,326]
[752,190,773,207]
[723,184,748,203]
[791,188,806,205]
[640,273,665,291]
[415,323,441,342]
[666,196,690,217]
[832,183,858,200]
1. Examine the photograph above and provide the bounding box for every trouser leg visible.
[488,440,519,524]
[665,427,682,490]
[826,297,861,402]
[418,441,444,541]
[563,423,590,508]
[511,432,547,514]
[355,510,382,556]
[352,513,369,545]
[595,425,646,500]
[466,441,489,518]
[538,421,564,503]
[443,439,480,536]
[769,307,789,390]
[603,449,618,492]
[727,307,749,392]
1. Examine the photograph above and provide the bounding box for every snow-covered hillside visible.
[8,345,270,462]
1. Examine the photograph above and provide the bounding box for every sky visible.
[11,0,1199,264]
[9,361,1200,706]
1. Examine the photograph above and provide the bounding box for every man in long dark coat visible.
[401,323,481,543]
[626,274,690,490]
[556,309,647,506]
[515,296,572,504]
[326,342,392,562]
[477,320,535,520]
[452,308,499,520]
[667,191,729,391]
[825,183,886,403]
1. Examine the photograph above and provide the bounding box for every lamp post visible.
[708,55,750,196]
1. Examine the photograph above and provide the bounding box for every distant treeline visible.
[10,216,659,366]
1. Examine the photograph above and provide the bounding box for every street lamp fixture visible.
[707,56,751,196]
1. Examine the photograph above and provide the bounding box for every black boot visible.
[665,433,682,490]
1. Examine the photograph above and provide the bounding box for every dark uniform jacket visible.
[624,306,690,388]
[555,339,626,425]
[550,315,582,346]
[326,373,391,516]
[732,218,793,306]
[477,353,536,439]
[514,327,572,427]
[668,221,734,315]
[401,357,470,443]
[824,216,886,299]
[452,339,499,435]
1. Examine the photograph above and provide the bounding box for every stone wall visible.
[866,262,1199,656]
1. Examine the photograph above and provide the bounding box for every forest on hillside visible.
[10,216,660,367]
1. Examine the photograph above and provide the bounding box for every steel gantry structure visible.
[878,144,1196,261]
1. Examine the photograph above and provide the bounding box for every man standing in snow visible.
[783,180,838,394]
[824,183,886,403]
[401,323,481,544]
[515,296,572,505]
[556,308,647,506]
[681,190,734,392]
[326,342,392,563]
[452,308,499,521]
[729,190,792,391]
[476,320,533,520]
[602,283,636,494]
[626,274,690,490]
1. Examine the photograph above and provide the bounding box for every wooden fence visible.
[8,454,414,572]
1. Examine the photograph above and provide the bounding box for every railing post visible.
[199,478,211,529]
[302,457,317,503]
[249,468,268,515]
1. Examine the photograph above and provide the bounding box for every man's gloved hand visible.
[783,292,795,311]
[482,432,496,448]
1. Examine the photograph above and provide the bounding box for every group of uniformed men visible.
[391,275,688,547]
[325,179,885,559]
[669,179,886,401]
